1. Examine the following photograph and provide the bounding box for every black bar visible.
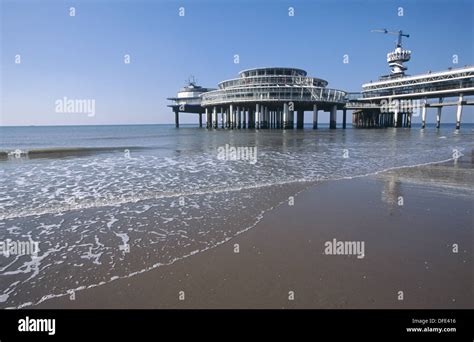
[0,309,471,341]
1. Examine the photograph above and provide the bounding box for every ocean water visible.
[0,124,472,308]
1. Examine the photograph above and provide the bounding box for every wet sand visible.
[37,157,473,309]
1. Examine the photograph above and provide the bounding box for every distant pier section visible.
[349,30,473,129]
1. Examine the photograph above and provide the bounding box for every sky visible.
[1,0,473,126]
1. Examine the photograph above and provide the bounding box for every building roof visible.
[238,67,307,77]
[362,65,474,90]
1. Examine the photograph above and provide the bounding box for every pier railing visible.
[362,80,474,100]
[345,102,381,109]
[201,86,347,106]
[362,66,474,92]
[218,76,328,89]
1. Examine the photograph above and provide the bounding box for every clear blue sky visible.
[1,0,473,125]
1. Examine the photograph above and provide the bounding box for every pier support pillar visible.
[234,106,237,129]
[174,110,179,128]
[297,110,304,129]
[206,108,211,128]
[312,104,318,129]
[280,108,284,129]
[212,107,217,129]
[342,109,347,129]
[330,105,337,129]
[456,94,463,130]
[283,103,289,129]
[264,107,267,128]
[436,98,442,129]
[421,105,427,129]
[248,108,254,129]
[229,105,235,128]
[199,113,203,128]
[255,104,260,129]
[252,108,256,129]
[264,106,269,129]
[237,106,241,129]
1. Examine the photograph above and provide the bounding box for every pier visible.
[349,66,474,129]
[167,77,215,128]
[169,67,347,129]
[168,31,472,130]
[350,30,473,129]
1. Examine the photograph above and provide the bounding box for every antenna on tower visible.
[186,75,197,86]
[371,29,411,77]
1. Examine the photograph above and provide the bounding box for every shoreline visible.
[32,156,473,309]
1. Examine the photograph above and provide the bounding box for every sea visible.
[0,123,472,308]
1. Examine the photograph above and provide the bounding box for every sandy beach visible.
[35,154,473,309]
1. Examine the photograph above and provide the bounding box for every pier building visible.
[349,30,474,129]
[167,77,215,128]
[169,67,347,129]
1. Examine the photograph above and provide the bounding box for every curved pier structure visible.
[200,67,347,129]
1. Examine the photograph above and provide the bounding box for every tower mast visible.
[371,29,411,77]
